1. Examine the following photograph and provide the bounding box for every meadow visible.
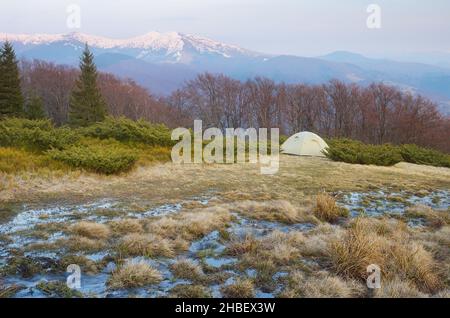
[0,130,449,298]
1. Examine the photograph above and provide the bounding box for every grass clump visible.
[117,233,174,258]
[59,236,106,252]
[258,230,304,266]
[234,200,317,224]
[108,218,143,235]
[279,271,364,298]
[146,207,233,242]
[68,221,111,240]
[221,279,255,298]
[169,284,212,298]
[59,255,104,275]
[405,205,450,229]
[108,261,162,289]
[226,235,259,256]
[0,284,25,298]
[327,218,385,280]
[327,217,443,294]
[387,242,442,293]
[2,256,52,278]
[374,277,427,298]
[36,280,83,298]
[313,193,349,223]
[170,259,204,281]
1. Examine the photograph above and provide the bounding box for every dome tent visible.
[281,132,329,157]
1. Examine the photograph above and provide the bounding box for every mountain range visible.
[2,31,450,114]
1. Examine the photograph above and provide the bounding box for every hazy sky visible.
[1,0,449,57]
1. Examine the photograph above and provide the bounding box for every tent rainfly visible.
[281,132,329,157]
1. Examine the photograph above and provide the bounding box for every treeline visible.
[20,59,182,127]
[1,41,449,153]
[167,74,450,152]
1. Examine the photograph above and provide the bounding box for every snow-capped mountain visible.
[0,31,262,64]
[1,32,450,114]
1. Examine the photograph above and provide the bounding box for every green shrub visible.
[399,144,450,168]
[325,139,402,166]
[48,140,138,174]
[0,118,53,130]
[325,139,450,168]
[80,117,173,147]
[0,118,79,152]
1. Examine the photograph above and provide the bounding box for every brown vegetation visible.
[221,279,255,298]
[68,221,111,240]
[108,261,162,289]
[313,193,349,223]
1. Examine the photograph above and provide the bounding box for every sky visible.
[0,0,449,57]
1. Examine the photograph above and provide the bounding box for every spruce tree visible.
[0,41,24,118]
[26,94,46,120]
[68,44,106,127]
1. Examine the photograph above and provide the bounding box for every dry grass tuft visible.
[146,207,233,241]
[59,255,102,274]
[405,205,450,229]
[59,236,106,252]
[279,271,365,298]
[170,259,204,281]
[387,242,442,293]
[369,217,409,239]
[108,261,162,289]
[0,283,24,298]
[221,279,255,298]
[298,223,345,257]
[259,231,304,265]
[108,219,143,235]
[181,200,208,210]
[169,284,211,298]
[327,218,385,280]
[233,200,317,224]
[117,233,174,258]
[327,217,444,294]
[68,221,111,240]
[226,235,259,256]
[374,277,428,298]
[314,193,349,223]
[231,230,306,277]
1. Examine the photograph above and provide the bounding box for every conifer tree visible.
[68,44,106,127]
[26,94,46,119]
[0,41,24,118]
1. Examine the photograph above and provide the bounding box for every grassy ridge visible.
[325,139,450,168]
